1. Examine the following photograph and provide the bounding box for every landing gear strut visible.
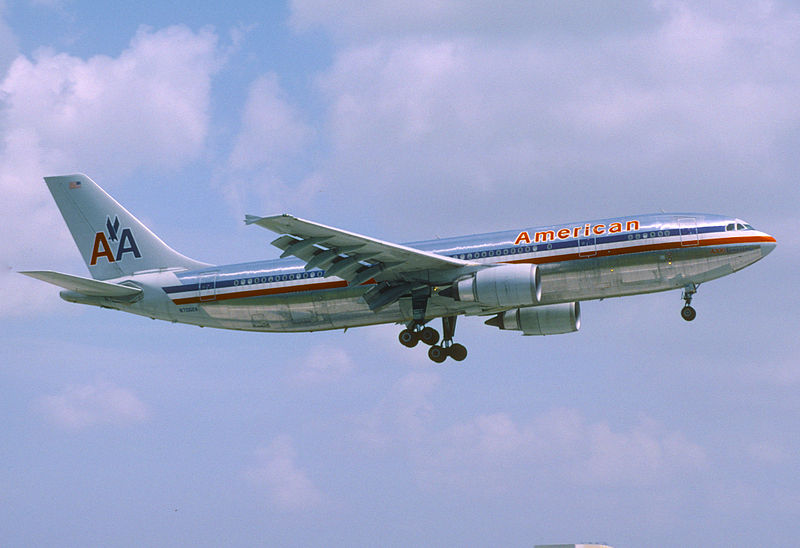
[397,288,467,362]
[398,288,440,348]
[398,316,468,363]
[681,283,698,321]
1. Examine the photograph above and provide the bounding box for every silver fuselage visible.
[62,213,776,332]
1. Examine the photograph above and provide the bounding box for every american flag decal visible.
[68,181,81,189]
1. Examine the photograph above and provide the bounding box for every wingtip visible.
[244,214,262,225]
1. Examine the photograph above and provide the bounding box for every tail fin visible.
[45,174,209,280]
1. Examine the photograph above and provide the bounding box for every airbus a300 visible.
[23,174,776,362]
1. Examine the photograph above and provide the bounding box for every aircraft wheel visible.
[428,345,447,363]
[681,305,697,322]
[399,329,419,347]
[448,343,467,362]
[419,326,440,346]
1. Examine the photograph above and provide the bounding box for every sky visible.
[1,1,798,546]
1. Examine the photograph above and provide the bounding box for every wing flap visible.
[20,270,142,298]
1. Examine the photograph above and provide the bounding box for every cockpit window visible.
[726,223,735,231]
[743,223,754,230]
[736,223,746,230]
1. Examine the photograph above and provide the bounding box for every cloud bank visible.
[38,381,150,430]
[0,25,221,315]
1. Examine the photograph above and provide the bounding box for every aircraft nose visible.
[761,234,777,258]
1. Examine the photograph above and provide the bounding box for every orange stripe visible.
[507,234,774,265]
[172,234,773,304]
[172,280,350,305]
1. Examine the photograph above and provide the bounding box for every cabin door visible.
[678,217,699,247]
[578,235,597,257]
[198,271,219,302]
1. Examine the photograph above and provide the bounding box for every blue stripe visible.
[164,269,328,294]
[162,224,730,296]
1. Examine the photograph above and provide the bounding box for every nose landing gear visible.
[681,283,698,321]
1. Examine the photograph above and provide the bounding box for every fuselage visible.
[66,213,775,332]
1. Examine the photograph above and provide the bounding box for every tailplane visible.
[45,174,209,280]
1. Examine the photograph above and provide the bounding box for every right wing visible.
[245,214,476,310]
[245,214,472,285]
[20,270,142,298]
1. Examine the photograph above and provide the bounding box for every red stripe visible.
[171,234,774,304]
[172,280,350,305]
[508,235,774,265]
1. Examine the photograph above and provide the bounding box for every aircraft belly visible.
[190,286,410,332]
[538,245,762,303]
[159,245,765,330]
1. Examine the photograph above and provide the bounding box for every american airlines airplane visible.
[23,174,776,363]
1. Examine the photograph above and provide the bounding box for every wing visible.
[20,270,142,298]
[245,214,473,309]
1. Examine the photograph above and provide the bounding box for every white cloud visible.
[37,381,150,430]
[229,73,311,172]
[291,344,355,384]
[752,357,800,387]
[358,373,706,492]
[418,408,707,491]
[0,25,220,174]
[355,371,440,448]
[746,440,788,466]
[244,436,323,511]
[0,25,221,316]
[307,1,800,237]
[222,73,314,215]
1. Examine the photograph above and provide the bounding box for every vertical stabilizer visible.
[45,174,209,280]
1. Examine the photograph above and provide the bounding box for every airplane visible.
[22,174,776,363]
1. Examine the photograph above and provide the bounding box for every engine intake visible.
[485,302,580,336]
[442,264,541,308]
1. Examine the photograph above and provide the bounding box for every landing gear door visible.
[677,217,699,247]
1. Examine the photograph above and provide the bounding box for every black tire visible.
[428,345,447,363]
[419,326,440,346]
[399,329,419,347]
[681,305,697,322]
[448,343,467,362]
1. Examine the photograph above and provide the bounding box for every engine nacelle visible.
[445,264,541,308]
[485,302,580,336]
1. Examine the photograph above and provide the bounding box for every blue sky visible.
[1,1,798,546]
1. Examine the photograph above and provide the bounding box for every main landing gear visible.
[398,316,467,363]
[681,283,698,321]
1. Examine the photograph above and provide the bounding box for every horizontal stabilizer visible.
[20,270,142,298]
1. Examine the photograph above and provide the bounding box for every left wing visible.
[245,214,474,309]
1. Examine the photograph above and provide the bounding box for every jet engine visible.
[484,302,580,336]
[442,264,541,308]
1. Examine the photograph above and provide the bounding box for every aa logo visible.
[90,216,141,265]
